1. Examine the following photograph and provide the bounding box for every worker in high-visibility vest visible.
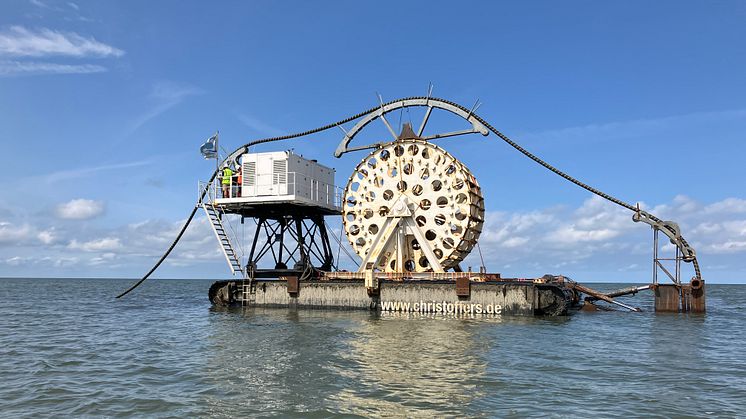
[221,166,233,198]
[235,166,242,198]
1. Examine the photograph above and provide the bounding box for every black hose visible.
[118,95,701,298]
[115,98,393,298]
[115,204,200,298]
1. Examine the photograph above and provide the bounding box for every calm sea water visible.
[0,278,744,418]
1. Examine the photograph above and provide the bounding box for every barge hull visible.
[210,279,579,316]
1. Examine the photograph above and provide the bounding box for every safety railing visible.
[199,172,342,208]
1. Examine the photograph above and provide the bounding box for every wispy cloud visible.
[236,112,285,137]
[520,108,746,146]
[38,160,152,183]
[0,60,105,76]
[29,0,51,9]
[128,81,204,133]
[0,26,123,58]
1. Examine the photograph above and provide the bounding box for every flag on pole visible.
[200,133,218,159]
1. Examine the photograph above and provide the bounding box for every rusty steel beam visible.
[570,283,641,312]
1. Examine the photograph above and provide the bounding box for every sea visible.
[0,278,744,418]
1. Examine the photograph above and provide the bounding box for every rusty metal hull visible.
[653,281,706,313]
[209,279,580,317]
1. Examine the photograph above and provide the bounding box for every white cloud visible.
[55,199,105,220]
[547,225,619,244]
[707,241,746,254]
[37,229,56,244]
[68,237,121,252]
[5,256,25,266]
[461,194,746,280]
[0,26,123,58]
[0,60,106,76]
[705,198,746,214]
[0,222,33,244]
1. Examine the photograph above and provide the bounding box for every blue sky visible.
[1,0,745,283]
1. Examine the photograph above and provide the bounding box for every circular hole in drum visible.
[420,199,431,210]
[357,168,368,179]
[416,215,426,227]
[421,148,429,159]
[434,248,443,259]
[453,178,464,190]
[411,238,420,250]
[412,184,423,196]
[419,256,429,268]
[390,259,397,270]
[434,214,446,225]
[366,191,376,201]
[403,163,413,175]
[355,238,365,247]
[436,196,448,208]
[350,182,360,192]
[349,225,360,235]
[383,190,394,200]
[368,224,379,235]
[374,176,384,187]
[397,181,407,192]
[388,167,398,178]
[394,145,404,156]
[367,158,377,169]
[432,180,442,191]
[455,209,467,221]
[442,237,454,249]
[419,168,430,180]
[425,230,436,241]
[363,209,374,219]
[404,259,415,272]
[378,206,389,216]
[446,164,456,175]
[380,149,390,161]
[346,196,357,207]
[450,223,463,235]
[456,193,467,204]
[345,212,356,222]
[408,144,419,155]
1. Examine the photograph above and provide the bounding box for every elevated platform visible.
[212,197,341,216]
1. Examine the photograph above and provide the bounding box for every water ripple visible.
[0,279,744,417]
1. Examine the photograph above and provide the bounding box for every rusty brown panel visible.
[654,284,680,312]
[689,279,706,313]
[284,276,299,296]
[581,301,599,311]
[455,276,470,298]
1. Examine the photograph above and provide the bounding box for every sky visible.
[0,0,745,284]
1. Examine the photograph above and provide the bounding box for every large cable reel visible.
[342,132,484,273]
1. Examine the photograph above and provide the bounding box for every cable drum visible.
[342,139,485,272]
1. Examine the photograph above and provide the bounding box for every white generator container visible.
[240,151,338,211]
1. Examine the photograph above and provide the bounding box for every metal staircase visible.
[201,203,243,276]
